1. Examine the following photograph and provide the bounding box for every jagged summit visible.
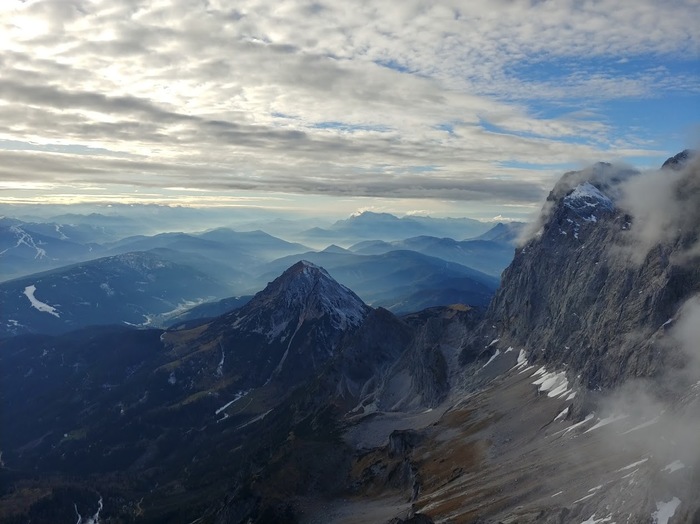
[562,181,615,222]
[190,261,372,389]
[468,151,700,389]
[662,148,696,170]
[240,260,369,332]
[548,162,637,204]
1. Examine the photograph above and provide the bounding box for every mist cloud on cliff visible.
[618,151,700,264]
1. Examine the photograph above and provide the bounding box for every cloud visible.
[0,0,697,208]
[617,152,700,264]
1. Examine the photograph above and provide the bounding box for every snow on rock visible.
[23,285,60,317]
[481,349,501,369]
[215,390,250,416]
[562,182,614,228]
[583,413,629,433]
[216,343,225,377]
[74,496,103,524]
[0,226,47,259]
[616,458,649,472]
[554,406,570,422]
[652,497,681,524]
[532,368,572,399]
[621,416,659,435]
[555,413,596,436]
[662,461,685,474]
[234,261,369,340]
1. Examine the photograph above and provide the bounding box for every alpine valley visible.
[1,152,699,524]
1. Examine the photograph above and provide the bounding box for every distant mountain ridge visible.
[298,211,494,245]
[348,232,516,277]
[258,248,499,312]
[0,251,230,337]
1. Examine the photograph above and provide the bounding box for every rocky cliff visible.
[463,152,700,391]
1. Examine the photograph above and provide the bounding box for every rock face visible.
[195,260,371,389]
[464,153,700,389]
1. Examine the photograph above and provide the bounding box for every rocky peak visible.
[239,260,369,333]
[562,181,615,222]
[198,261,371,389]
[464,152,700,391]
[661,148,695,170]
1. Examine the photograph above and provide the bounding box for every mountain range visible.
[1,152,698,523]
[1,220,514,331]
[297,211,495,246]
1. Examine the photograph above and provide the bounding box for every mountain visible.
[348,234,516,277]
[258,249,499,313]
[462,158,698,389]
[3,154,700,524]
[0,261,383,522]
[0,218,105,281]
[474,221,525,244]
[174,260,371,390]
[216,152,700,523]
[106,228,309,284]
[298,211,493,246]
[0,251,231,336]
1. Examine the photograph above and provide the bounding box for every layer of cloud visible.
[618,153,700,263]
[0,0,697,208]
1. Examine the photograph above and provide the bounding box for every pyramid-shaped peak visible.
[242,261,370,332]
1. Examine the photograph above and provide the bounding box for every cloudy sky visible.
[0,0,698,220]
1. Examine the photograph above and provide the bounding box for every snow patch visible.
[565,182,613,209]
[573,493,596,504]
[583,413,629,433]
[652,497,681,524]
[23,285,60,317]
[1,226,47,259]
[481,349,501,369]
[662,461,685,474]
[215,390,250,416]
[236,409,272,429]
[532,369,571,398]
[554,406,570,422]
[74,496,102,524]
[556,413,596,436]
[621,416,659,435]
[616,458,648,472]
[216,343,225,377]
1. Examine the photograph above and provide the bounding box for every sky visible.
[0,0,698,221]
